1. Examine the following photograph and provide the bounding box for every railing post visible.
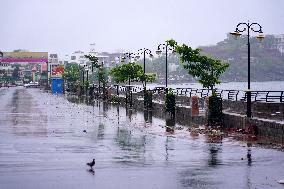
[265,91,269,102]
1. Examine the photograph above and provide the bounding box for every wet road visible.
[1,87,284,189]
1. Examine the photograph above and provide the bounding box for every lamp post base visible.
[247,91,252,118]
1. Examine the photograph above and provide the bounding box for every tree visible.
[110,62,156,107]
[12,64,20,81]
[168,39,229,95]
[168,39,229,125]
[110,62,156,85]
[110,62,143,85]
[84,54,99,71]
[62,64,80,93]
[97,67,108,86]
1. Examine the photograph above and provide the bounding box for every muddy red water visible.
[0,87,284,189]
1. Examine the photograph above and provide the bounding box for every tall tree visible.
[110,62,156,85]
[168,39,229,95]
[84,54,99,71]
[62,64,80,92]
[12,65,20,81]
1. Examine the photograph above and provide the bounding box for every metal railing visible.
[109,85,284,103]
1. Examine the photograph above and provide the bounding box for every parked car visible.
[24,82,39,88]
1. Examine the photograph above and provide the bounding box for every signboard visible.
[51,78,64,94]
[51,65,64,77]
[0,52,48,63]
[41,64,47,72]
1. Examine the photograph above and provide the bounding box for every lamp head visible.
[256,34,265,42]
[230,31,242,40]
[121,57,126,63]
[256,30,265,42]
[156,49,162,55]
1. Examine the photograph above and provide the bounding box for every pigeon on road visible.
[87,159,95,168]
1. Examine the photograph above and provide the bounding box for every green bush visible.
[165,89,175,116]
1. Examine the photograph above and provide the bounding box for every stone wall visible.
[223,100,284,120]
[223,112,284,143]
[68,93,284,142]
[116,95,204,126]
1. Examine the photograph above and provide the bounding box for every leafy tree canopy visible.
[168,39,229,94]
[62,64,80,84]
[110,62,156,84]
[110,62,143,83]
[84,54,100,69]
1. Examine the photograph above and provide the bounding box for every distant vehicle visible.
[15,81,24,86]
[24,82,39,88]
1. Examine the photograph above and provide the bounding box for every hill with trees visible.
[135,35,284,84]
[200,34,284,82]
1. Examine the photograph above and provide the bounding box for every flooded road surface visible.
[1,87,284,189]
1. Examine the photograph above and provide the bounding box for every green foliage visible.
[111,95,120,103]
[98,67,109,85]
[166,39,177,48]
[24,75,32,83]
[136,52,189,83]
[110,62,156,85]
[110,62,143,83]
[140,73,157,83]
[165,88,176,116]
[168,40,229,95]
[0,71,12,82]
[62,64,80,82]
[62,64,80,92]
[12,64,20,80]
[85,54,109,86]
[84,80,90,89]
[84,54,99,69]
[201,34,284,81]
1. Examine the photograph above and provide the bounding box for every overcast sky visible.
[1,0,284,57]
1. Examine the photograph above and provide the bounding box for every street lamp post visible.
[121,52,136,86]
[86,68,89,82]
[135,48,153,88]
[82,67,85,84]
[121,52,136,64]
[79,66,85,96]
[121,52,137,106]
[46,61,49,89]
[156,42,174,93]
[85,67,89,96]
[135,49,153,110]
[98,61,104,96]
[230,21,264,118]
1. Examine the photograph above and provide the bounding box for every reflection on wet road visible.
[0,87,284,189]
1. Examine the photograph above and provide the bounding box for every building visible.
[274,34,284,53]
[0,62,13,77]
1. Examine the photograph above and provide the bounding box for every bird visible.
[87,159,95,168]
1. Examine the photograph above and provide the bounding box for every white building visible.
[274,34,284,53]
[0,62,13,77]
